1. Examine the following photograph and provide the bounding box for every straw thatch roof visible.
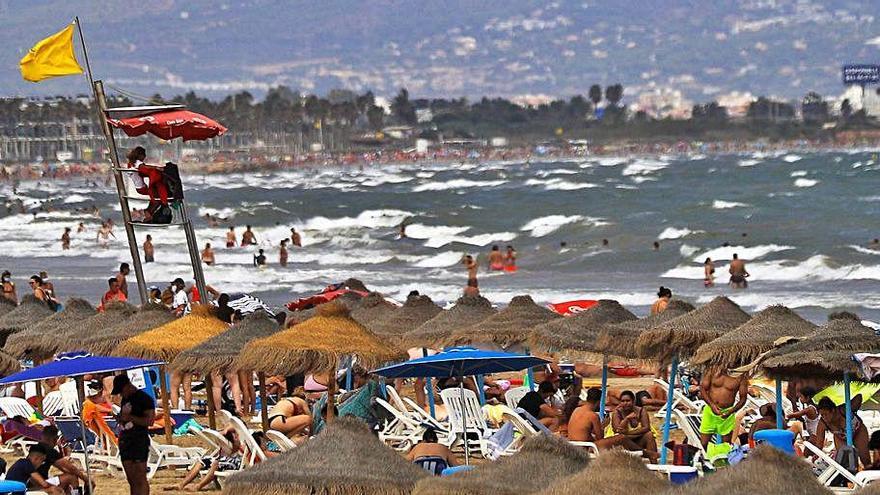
[343,278,370,293]
[403,294,497,349]
[4,298,95,359]
[172,311,282,373]
[595,300,695,359]
[0,295,55,346]
[538,448,668,495]
[0,350,20,377]
[529,300,637,357]
[236,301,403,375]
[0,297,16,317]
[691,305,817,370]
[368,293,442,338]
[115,304,228,361]
[443,295,561,349]
[222,416,427,495]
[412,435,589,495]
[858,482,880,494]
[48,301,138,355]
[72,303,164,355]
[761,318,880,380]
[350,292,398,327]
[636,296,750,363]
[670,445,831,495]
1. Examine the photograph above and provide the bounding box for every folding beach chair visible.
[653,379,705,418]
[265,429,297,452]
[505,386,529,410]
[803,440,865,490]
[40,391,65,417]
[440,388,496,459]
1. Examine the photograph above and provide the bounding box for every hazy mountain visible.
[2,0,877,101]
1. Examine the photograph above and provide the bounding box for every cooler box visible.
[665,465,698,485]
[0,480,26,494]
[753,429,795,455]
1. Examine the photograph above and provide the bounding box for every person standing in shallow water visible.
[279,239,289,267]
[463,255,478,294]
[226,226,236,248]
[728,253,749,289]
[241,225,257,246]
[488,245,504,271]
[504,245,517,272]
[704,258,715,287]
[143,235,154,263]
[651,287,672,315]
[61,227,71,250]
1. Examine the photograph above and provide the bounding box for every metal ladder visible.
[93,80,207,305]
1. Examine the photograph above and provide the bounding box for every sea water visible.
[2,150,880,322]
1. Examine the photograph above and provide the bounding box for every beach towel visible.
[485,422,515,460]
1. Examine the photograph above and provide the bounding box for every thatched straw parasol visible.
[237,301,403,375]
[350,292,397,327]
[172,311,282,374]
[858,481,880,494]
[343,278,370,293]
[443,295,561,349]
[691,305,817,370]
[412,435,589,495]
[0,349,20,377]
[528,300,637,358]
[222,416,427,495]
[761,318,880,381]
[403,294,497,349]
[636,296,750,364]
[0,295,55,346]
[115,305,228,361]
[368,293,442,339]
[538,448,668,495]
[0,297,16,317]
[4,298,95,359]
[70,303,162,355]
[671,445,831,495]
[48,301,137,355]
[595,300,695,360]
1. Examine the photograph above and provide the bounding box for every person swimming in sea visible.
[651,287,672,315]
[488,245,504,271]
[704,258,715,287]
[504,245,517,272]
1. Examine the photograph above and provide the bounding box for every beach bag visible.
[147,202,173,224]
[830,445,859,486]
[162,162,184,201]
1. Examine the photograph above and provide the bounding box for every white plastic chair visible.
[265,429,297,452]
[504,386,529,409]
[803,440,865,489]
[653,378,705,418]
[376,397,431,452]
[0,397,36,419]
[439,388,495,459]
[41,391,65,417]
[219,410,266,467]
[59,381,81,416]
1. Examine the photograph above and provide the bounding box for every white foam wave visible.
[850,245,880,256]
[413,251,464,268]
[622,159,669,176]
[63,194,91,204]
[692,244,794,262]
[794,178,818,188]
[679,244,700,257]
[738,159,762,167]
[790,170,807,177]
[594,157,629,167]
[411,179,507,192]
[534,168,579,177]
[403,224,470,241]
[521,215,583,237]
[524,178,599,190]
[300,209,413,231]
[658,227,703,240]
[782,154,802,163]
[424,232,517,249]
[712,200,749,209]
[666,255,880,282]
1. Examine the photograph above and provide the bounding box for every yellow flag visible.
[20,24,84,82]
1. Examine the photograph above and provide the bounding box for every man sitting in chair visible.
[699,368,749,450]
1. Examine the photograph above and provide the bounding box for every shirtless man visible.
[279,240,289,267]
[96,222,115,248]
[463,255,478,294]
[201,243,215,265]
[76,222,86,234]
[699,368,749,449]
[566,388,650,455]
[728,253,750,289]
[61,227,71,250]
[115,263,130,299]
[143,235,154,263]
[488,245,504,271]
[241,225,257,246]
[290,228,301,247]
[267,394,311,439]
[226,227,236,248]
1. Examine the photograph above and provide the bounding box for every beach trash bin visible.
[666,465,698,485]
[0,480,26,494]
[753,429,795,455]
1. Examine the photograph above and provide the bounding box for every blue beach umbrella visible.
[0,351,163,491]
[373,346,548,463]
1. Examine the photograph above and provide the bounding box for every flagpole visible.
[73,16,96,93]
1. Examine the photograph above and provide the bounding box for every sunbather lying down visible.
[165,426,245,492]
[267,394,311,438]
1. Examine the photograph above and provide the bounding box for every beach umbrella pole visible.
[775,377,784,429]
[659,356,679,465]
[258,372,269,433]
[844,372,853,446]
[159,366,173,444]
[475,375,486,405]
[204,373,217,430]
[74,377,93,493]
[422,349,436,419]
[525,347,536,391]
[599,355,609,421]
[326,371,337,424]
[459,375,470,465]
[345,357,353,391]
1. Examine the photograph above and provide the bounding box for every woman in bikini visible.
[1,271,16,304]
[266,394,311,439]
[815,396,871,468]
[611,390,659,461]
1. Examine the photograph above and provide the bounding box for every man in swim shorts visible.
[463,255,478,295]
[728,253,750,289]
[488,245,504,271]
[699,368,749,449]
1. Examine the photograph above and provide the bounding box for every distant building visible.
[630,87,692,119]
[834,85,880,116]
[415,108,434,123]
[716,91,756,119]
